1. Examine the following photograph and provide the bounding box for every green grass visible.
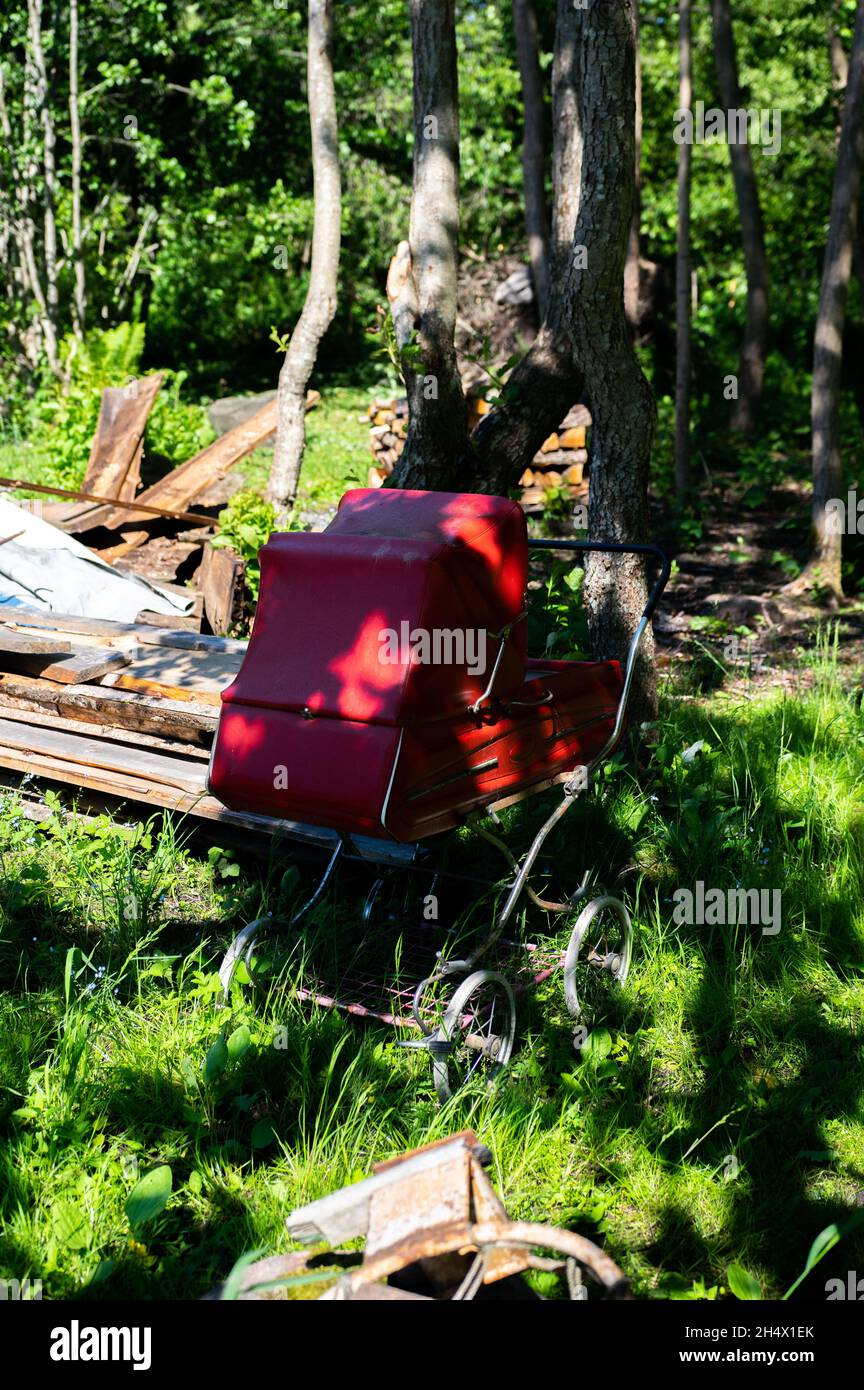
[235,385,373,515]
[1,633,862,1301]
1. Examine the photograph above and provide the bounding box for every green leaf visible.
[125,1165,173,1229]
[52,1201,92,1250]
[582,1028,613,1060]
[227,1025,251,1062]
[251,1119,277,1149]
[204,1035,229,1084]
[727,1264,762,1300]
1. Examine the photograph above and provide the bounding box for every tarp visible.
[0,497,194,622]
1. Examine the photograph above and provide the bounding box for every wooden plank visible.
[0,628,73,656]
[108,674,224,707]
[101,396,279,530]
[85,376,162,498]
[0,673,217,742]
[1,703,211,759]
[0,608,246,654]
[0,746,332,838]
[107,646,243,694]
[10,645,131,684]
[0,717,205,792]
[199,542,243,636]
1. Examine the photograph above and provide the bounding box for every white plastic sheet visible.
[0,497,193,621]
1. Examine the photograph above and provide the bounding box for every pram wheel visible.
[563,896,632,1030]
[431,970,516,1103]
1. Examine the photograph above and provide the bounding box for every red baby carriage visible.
[208,489,669,1099]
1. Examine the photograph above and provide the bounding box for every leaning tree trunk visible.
[710,0,769,434]
[386,0,467,490]
[674,0,692,500]
[268,0,341,523]
[512,0,549,316]
[466,0,586,494]
[806,0,864,599]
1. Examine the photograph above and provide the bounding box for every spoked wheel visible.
[431,970,516,1103]
[563,896,632,1029]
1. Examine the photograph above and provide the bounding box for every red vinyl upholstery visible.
[208,491,624,840]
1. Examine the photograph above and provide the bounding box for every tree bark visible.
[474,0,657,719]
[710,0,769,434]
[387,0,467,490]
[624,0,642,332]
[69,0,86,340]
[565,0,657,724]
[549,0,582,282]
[807,0,864,599]
[512,0,549,316]
[675,0,692,500]
[268,0,341,523]
[27,0,59,363]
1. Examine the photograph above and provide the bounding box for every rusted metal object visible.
[273,1131,629,1302]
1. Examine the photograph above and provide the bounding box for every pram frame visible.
[218,536,670,1099]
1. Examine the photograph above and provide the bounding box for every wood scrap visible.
[0,476,216,527]
[0,607,243,653]
[198,542,243,636]
[0,628,73,656]
[107,674,224,708]
[0,673,216,743]
[61,374,163,534]
[99,389,317,534]
[0,703,211,760]
[8,645,131,684]
[103,644,242,695]
[0,716,204,794]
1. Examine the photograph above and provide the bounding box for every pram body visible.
[208,489,669,1100]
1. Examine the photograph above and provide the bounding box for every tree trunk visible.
[549,0,582,281]
[466,0,586,495]
[28,0,59,363]
[624,1,642,332]
[710,0,769,434]
[474,0,657,720]
[566,0,657,724]
[512,0,549,317]
[807,0,864,599]
[387,0,467,490]
[674,0,692,500]
[268,0,341,524]
[69,0,86,340]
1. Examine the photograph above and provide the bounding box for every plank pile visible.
[0,605,261,833]
[4,380,319,636]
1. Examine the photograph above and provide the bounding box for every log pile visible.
[366,394,590,511]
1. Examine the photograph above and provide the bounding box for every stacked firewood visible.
[366,394,590,509]
[366,397,409,486]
